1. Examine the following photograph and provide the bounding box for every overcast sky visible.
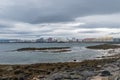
[0,0,120,39]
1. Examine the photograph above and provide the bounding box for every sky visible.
[0,0,120,39]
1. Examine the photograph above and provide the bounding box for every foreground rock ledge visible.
[0,57,119,80]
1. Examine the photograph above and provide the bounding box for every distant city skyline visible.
[0,0,120,39]
[0,36,120,43]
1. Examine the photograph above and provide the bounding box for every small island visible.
[86,44,120,50]
[16,47,71,53]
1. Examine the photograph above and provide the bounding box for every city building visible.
[82,38,96,42]
[95,36,113,42]
[113,38,120,43]
[36,38,45,42]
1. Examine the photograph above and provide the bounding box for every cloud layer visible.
[0,0,120,39]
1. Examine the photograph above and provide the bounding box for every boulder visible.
[100,71,111,77]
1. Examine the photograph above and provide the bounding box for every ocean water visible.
[0,43,103,64]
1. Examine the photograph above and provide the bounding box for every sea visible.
[0,43,104,64]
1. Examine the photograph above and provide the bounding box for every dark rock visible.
[1,77,8,80]
[13,77,18,80]
[14,70,24,75]
[18,77,24,80]
[100,70,111,76]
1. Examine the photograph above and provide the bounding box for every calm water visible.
[0,43,103,64]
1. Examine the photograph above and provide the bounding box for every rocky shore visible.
[0,58,119,80]
[0,44,120,80]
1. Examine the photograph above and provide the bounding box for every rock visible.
[117,77,120,80]
[50,72,71,80]
[100,71,111,77]
[70,74,83,80]
[102,64,119,72]
[90,76,109,80]
[80,70,95,77]
[14,70,24,75]
[6,66,14,71]
[97,65,102,68]
[49,73,63,80]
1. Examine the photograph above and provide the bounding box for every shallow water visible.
[0,43,103,64]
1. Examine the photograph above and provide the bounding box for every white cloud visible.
[0,15,120,39]
[76,13,120,23]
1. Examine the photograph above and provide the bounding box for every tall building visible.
[47,37,53,42]
[36,38,45,42]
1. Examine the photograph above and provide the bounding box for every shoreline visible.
[0,56,119,80]
[0,44,120,80]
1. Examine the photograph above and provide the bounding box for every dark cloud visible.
[0,24,8,28]
[0,30,31,34]
[30,15,74,24]
[77,23,120,28]
[1,0,120,24]
[79,30,102,34]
